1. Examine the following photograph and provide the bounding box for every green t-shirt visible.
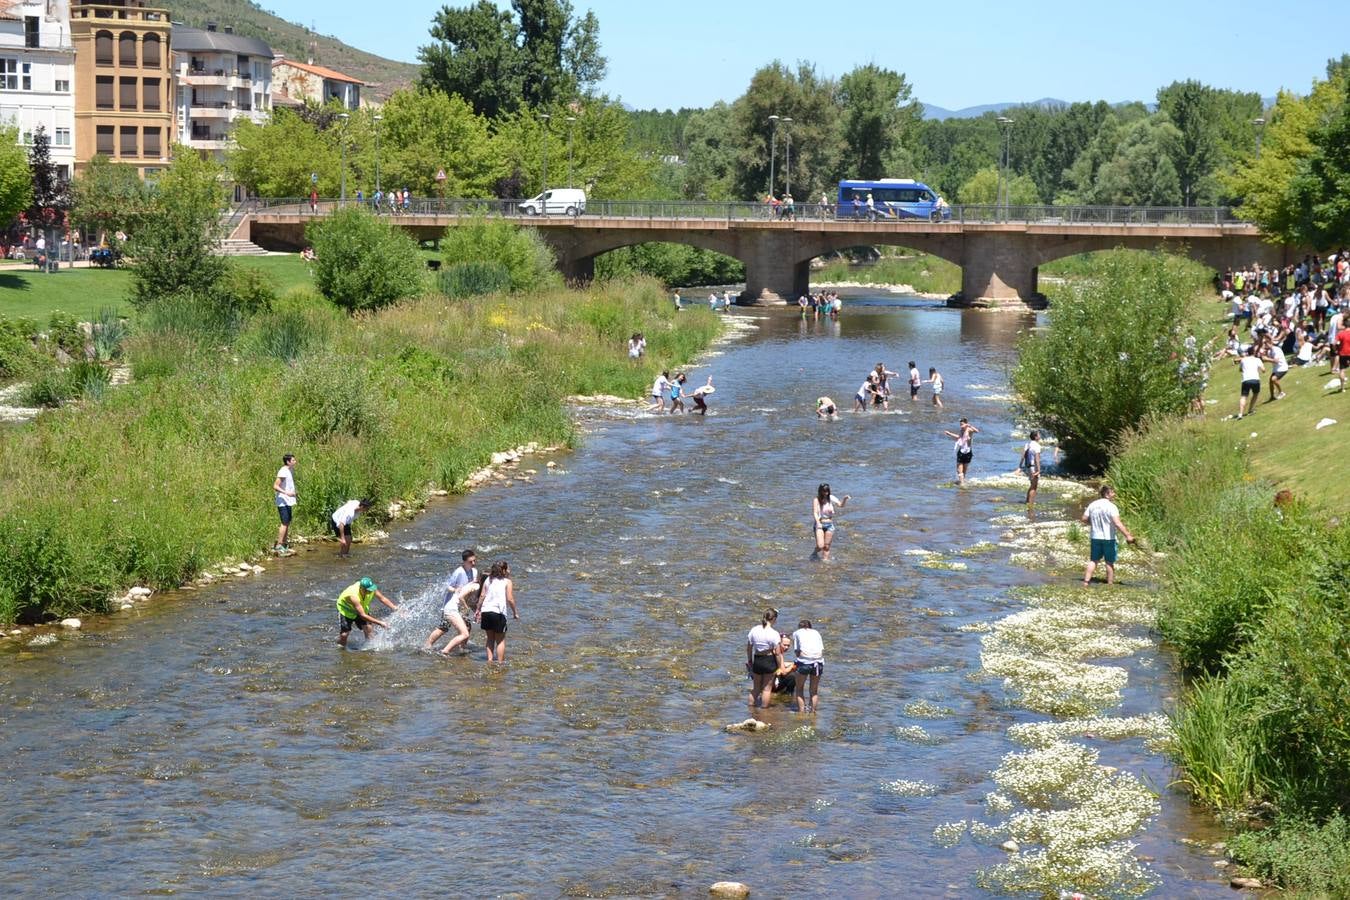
[336,583,373,619]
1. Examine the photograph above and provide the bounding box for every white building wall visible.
[0,0,75,177]
[172,44,271,158]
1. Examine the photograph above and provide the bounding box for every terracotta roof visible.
[273,57,363,85]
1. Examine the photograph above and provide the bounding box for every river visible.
[0,296,1231,897]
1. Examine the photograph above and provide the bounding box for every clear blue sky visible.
[266,0,1349,110]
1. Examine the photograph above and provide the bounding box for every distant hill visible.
[166,0,418,101]
[922,98,1071,120]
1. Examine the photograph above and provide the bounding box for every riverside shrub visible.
[439,216,559,293]
[1012,250,1211,471]
[307,207,424,312]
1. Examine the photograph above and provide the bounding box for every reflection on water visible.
[0,299,1229,896]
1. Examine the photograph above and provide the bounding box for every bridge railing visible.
[251,197,1244,226]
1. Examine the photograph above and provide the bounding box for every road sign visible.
[311,172,318,183]
[435,168,447,182]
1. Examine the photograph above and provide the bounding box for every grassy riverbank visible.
[0,255,315,320]
[1107,419,1350,894]
[814,253,961,295]
[0,277,718,625]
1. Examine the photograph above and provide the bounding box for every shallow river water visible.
[1,297,1233,897]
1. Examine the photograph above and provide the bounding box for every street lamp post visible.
[1253,116,1266,159]
[782,117,794,199]
[996,115,1014,218]
[566,115,576,188]
[767,114,780,200]
[373,114,383,195]
[338,112,350,202]
[539,113,551,214]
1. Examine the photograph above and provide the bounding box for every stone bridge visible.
[245,201,1290,308]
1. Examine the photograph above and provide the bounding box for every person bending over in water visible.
[424,574,483,656]
[812,483,850,560]
[473,560,519,661]
[816,397,837,419]
[942,418,980,485]
[791,619,824,713]
[691,376,715,415]
[745,607,783,709]
[337,577,399,648]
[771,634,798,698]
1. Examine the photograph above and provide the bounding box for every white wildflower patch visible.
[981,650,1128,717]
[974,742,1161,897]
[959,540,1002,556]
[932,820,969,847]
[958,621,993,633]
[882,779,939,797]
[903,547,939,557]
[894,724,943,744]
[966,472,1095,498]
[903,699,955,719]
[1008,715,1174,751]
[919,557,969,571]
[985,791,1015,814]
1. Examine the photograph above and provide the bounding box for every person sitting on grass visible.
[337,576,399,648]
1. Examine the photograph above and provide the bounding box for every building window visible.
[25,16,39,48]
[54,127,71,146]
[119,31,137,67]
[20,129,32,145]
[55,79,69,92]
[95,30,113,66]
[119,76,137,109]
[142,77,160,110]
[0,59,32,91]
[95,75,114,109]
[143,126,161,157]
[142,34,160,68]
[119,125,137,157]
[95,125,114,156]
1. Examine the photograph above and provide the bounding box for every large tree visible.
[679,102,737,200]
[731,61,841,201]
[128,148,227,306]
[958,165,1041,206]
[0,126,31,227]
[491,97,655,198]
[375,89,499,196]
[1156,80,1224,205]
[71,155,150,242]
[229,107,341,198]
[26,125,68,230]
[1288,75,1350,247]
[1089,117,1183,206]
[837,64,921,179]
[418,0,605,118]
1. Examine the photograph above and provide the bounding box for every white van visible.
[519,188,586,217]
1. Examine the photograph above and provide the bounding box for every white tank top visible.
[479,577,509,615]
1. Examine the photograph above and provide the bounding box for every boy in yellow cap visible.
[337,576,399,647]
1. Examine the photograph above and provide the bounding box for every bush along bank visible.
[1106,418,1350,895]
[0,277,720,626]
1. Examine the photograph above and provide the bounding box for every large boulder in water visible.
[709,882,750,898]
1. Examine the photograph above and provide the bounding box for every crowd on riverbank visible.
[1217,254,1350,417]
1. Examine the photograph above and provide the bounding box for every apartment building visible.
[0,0,75,178]
[171,23,271,159]
[272,56,362,110]
[68,0,171,176]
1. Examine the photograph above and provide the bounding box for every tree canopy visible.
[418,0,605,118]
[0,126,31,228]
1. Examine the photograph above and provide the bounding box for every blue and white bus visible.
[836,179,951,221]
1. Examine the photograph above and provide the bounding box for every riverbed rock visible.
[59,618,81,629]
[1230,877,1263,890]
[546,461,557,468]
[128,586,152,597]
[120,604,133,611]
[490,451,512,465]
[251,565,264,575]
[1000,840,1020,853]
[708,882,750,897]
[724,719,770,733]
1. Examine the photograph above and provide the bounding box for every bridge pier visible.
[954,232,1045,309]
[560,256,594,285]
[738,232,807,305]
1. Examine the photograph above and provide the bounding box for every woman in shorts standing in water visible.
[812,483,850,560]
[474,561,519,661]
[745,608,783,709]
[943,418,979,484]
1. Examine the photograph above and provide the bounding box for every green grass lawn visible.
[1193,298,1349,511]
[0,254,314,320]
